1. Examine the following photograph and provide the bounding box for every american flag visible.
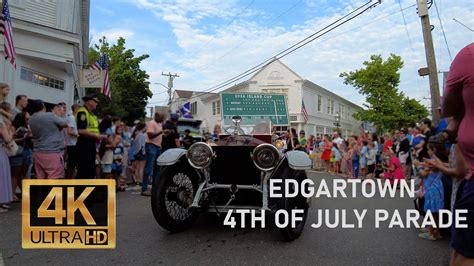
[1,0,16,68]
[301,100,308,124]
[90,54,111,98]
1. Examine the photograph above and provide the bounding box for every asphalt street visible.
[0,172,451,265]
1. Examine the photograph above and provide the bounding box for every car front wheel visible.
[151,163,200,232]
[279,169,309,241]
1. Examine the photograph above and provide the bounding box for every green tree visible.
[339,54,429,131]
[88,37,152,125]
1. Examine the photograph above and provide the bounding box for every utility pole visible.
[161,72,179,109]
[417,0,441,125]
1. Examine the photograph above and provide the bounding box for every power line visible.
[453,18,474,32]
[166,0,257,71]
[162,0,381,106]
[193,0,376,97]
[194,0,304,73]
[319,4,417,44]
[433,0,452,61]
[398,0,414,50]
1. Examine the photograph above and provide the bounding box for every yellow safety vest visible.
[76,106,99,134]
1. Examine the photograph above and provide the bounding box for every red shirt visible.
[383,139,393,153]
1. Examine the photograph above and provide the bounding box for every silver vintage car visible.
[151,116,312,240]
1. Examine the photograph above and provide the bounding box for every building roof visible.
[180,59,361,110]
[174,90,194,99]
[248,58,303,81]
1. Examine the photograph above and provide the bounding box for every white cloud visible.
[122,0,473,109]
[90,28,135,45]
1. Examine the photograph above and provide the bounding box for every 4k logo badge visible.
[22,180,116,249]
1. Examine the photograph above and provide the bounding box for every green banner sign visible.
[221,92,289,126]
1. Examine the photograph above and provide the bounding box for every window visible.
[330,100,334,115]
[262,88,288,97]
[275,126,288,133]
[316,125,324,135]
[341,105,345,118]
[190,102,197,115]
[20,67,65,91]
[212,100,221,115]
[327,99,331,114]
[317,95,322,112]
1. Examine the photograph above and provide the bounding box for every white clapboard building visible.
[170,59,363,138]
[0,0,89,109]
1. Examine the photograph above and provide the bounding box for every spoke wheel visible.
[152,163,200,232]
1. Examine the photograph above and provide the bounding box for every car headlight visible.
[252,143,280,171]
[187,142,213,169]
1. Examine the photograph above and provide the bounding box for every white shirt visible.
[333,137,343,146]
[64,113,78,146]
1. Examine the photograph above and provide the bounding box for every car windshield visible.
[177,120,201,135]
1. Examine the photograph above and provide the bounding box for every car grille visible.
[210,146,261,185]
[208,146,262,206]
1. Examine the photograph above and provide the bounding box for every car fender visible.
[157,148,187,166]
[285,150,312,170]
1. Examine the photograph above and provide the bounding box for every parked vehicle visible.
[176,118,204,143]
[152,116,312,240]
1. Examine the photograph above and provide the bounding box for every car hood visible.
[215,135,266,147]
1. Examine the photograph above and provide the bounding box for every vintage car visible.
[151,116,312,240]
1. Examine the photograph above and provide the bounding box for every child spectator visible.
[382,147,405,185]
[351,142,360,179]
[132,122,147,185]
[112,125,125,191]
[366,141,377,179]
[417,143,448,241]
[330,143,340,174]
[359,141,368,178]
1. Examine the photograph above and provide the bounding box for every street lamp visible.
[153,82,173,108]
[154,82,168,90]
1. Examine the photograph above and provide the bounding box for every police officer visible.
[76,93,106,179]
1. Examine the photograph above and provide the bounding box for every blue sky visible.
[90,0,474,109]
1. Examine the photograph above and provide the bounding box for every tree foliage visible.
[88,37,152,125]
[339,54,429,131]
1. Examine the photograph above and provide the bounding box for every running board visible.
[207,205,263,213]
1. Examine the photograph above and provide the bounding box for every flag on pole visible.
[1,0,16,68]
[90,54,111,98]
[301,100,308,124]
[179,102,193,118]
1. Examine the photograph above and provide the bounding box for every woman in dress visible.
[0,105,13,212]
[320,136,332,173]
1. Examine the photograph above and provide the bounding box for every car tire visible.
[151,163,200,232]
[278,169,309,241]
